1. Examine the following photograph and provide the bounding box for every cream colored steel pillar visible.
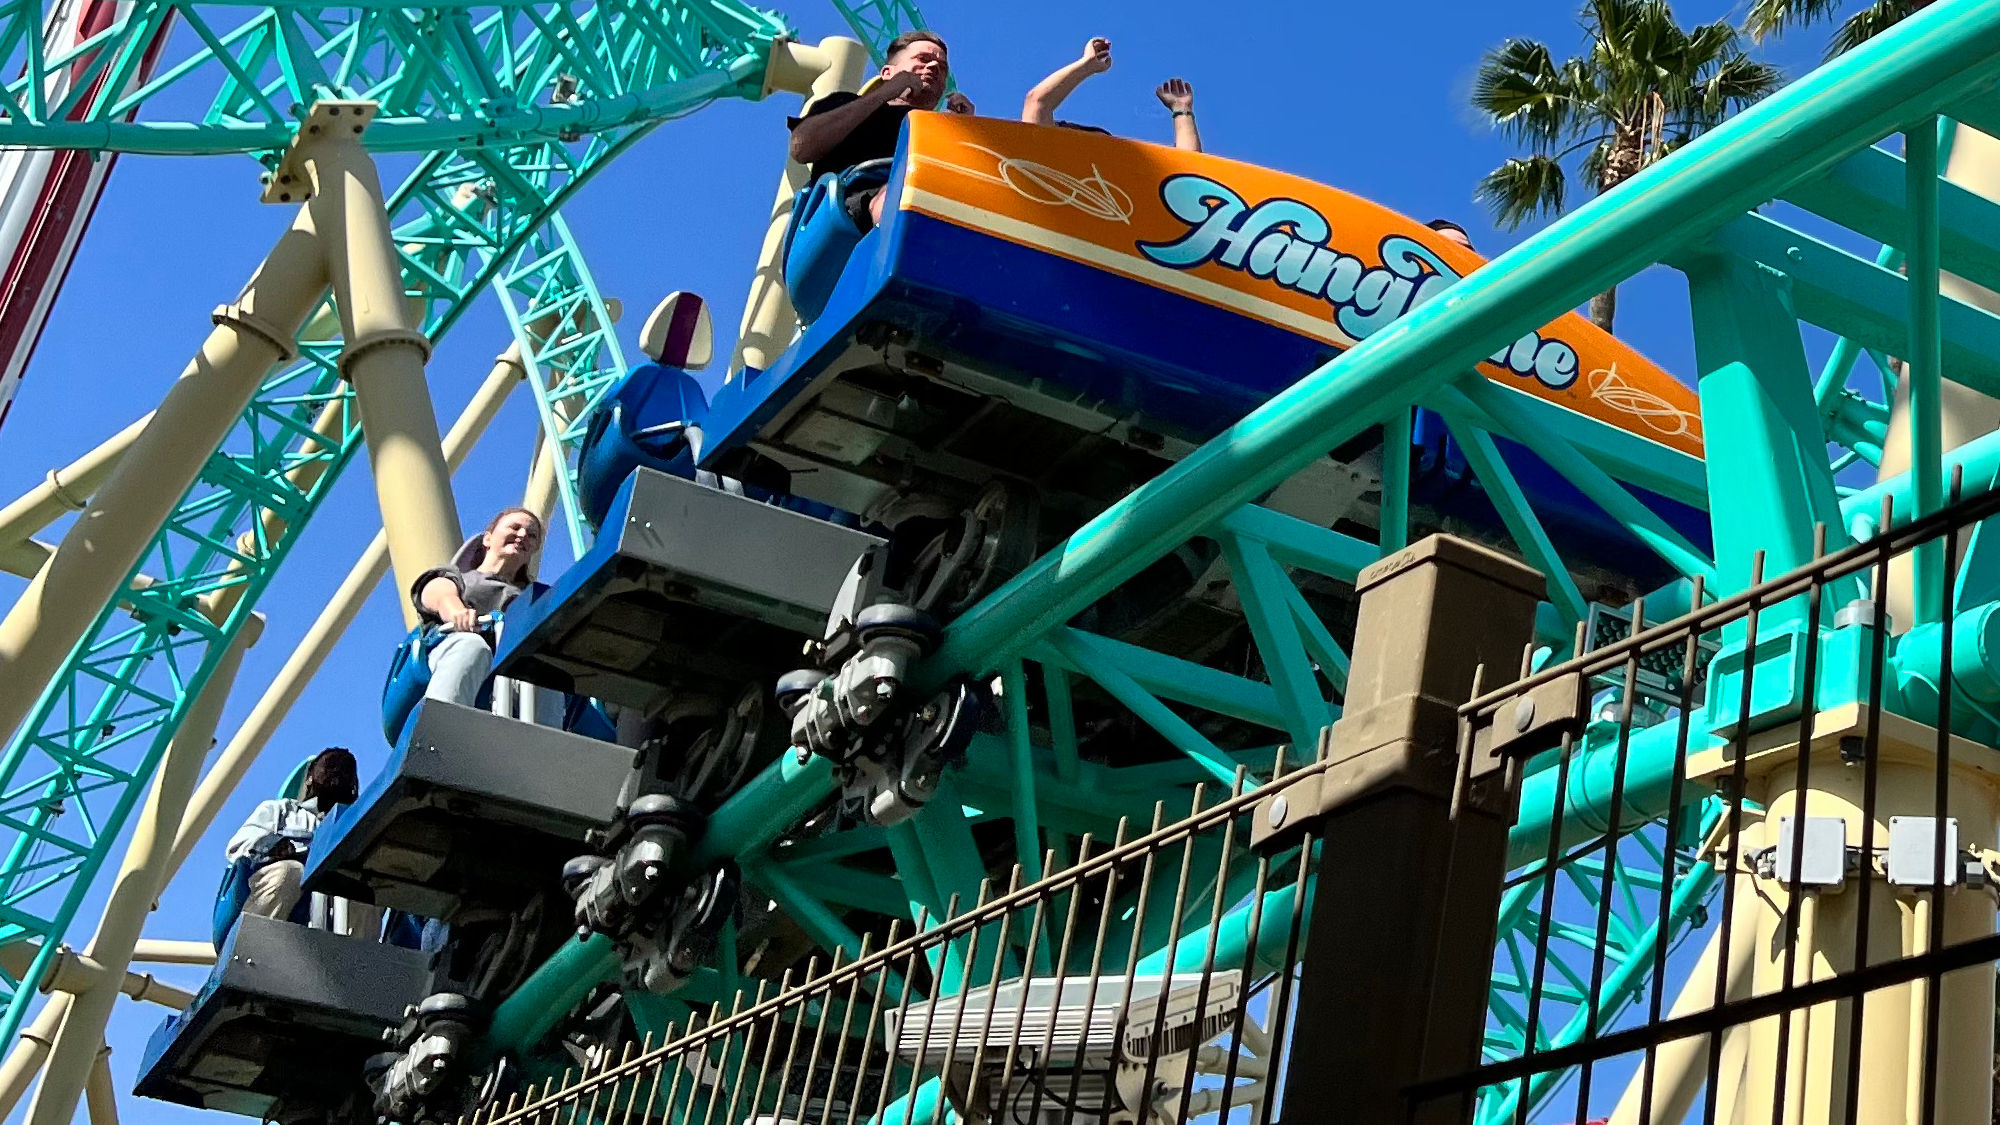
[0,993,69,1120]
[166,348,518,879]
[1,540,50,580]
[0,198,326,747]
[729,37,869,377]
[0,411,150,553]
[300,109,461,610]
[1607,904,1757,1125]
[130,940,215,967]
[1690,706,2000,1125]
[1881,124,2000,631]
[24,615,256,1125]
[524,430,560,525]
[81,1048,115,1125]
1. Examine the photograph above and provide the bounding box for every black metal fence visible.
[1418,475,2000,1125]
[461,771,1316,1125]
[462,480,2000,1125]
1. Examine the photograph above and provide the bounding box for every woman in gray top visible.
[411,507,551,713]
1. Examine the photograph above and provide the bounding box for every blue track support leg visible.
[1683,252,1859,604]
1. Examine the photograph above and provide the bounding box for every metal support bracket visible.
[260,100,380,204]
[1470,670,1588,769]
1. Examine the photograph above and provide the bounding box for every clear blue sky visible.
[0,0,1845,1119]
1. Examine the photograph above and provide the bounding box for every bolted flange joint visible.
[211,303,301,363]
[338,327,434,381]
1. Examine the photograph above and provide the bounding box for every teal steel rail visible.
[460,8,2000,1112]
[1478,802,1723,1123]
[0,0,793,1051]
[482,1,2000,1073]
[491,212,629,556]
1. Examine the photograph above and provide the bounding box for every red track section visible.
[0,1,171,434]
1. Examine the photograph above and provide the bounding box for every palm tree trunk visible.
[1588,136,1644,334]
[1589,286,1618,332]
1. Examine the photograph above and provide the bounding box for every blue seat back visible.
[210,858,252,948]
[577,364,711,529]
[781,162,891,326]
[380,626,442,747]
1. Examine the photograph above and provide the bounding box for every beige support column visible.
[1688,705,2000,1125]
[0,993,69,1120]
[299,105,461,608]
[0,942,194,1011]
[166,346,520,879]
[1607,914,1758,1125]
[0,195,326,747]
[0,540,49,581]
[129,940,216,967]
[524,430,560,526]
[728,37,869,377]
[24,616,256,1125]
[1881,124,2000,631]
[0,411,150,553]
[81,1047,116,1125]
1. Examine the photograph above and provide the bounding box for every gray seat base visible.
[135,915,428,1122]
[303,700,635,919]
[495,466,884,714]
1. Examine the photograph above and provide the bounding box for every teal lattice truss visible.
[480,5,2000,1116]
[0,0,787,154]
[492,213,627,556]
[1479,799,1723,1123]
[0,0,795,1048]
[826,0,928,62]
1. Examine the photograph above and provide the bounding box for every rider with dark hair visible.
[1427,218,1475,251]
[223,747,364,928]
[787,29,975,231]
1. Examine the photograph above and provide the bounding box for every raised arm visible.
[789,72,922,166]
[1156,78,1201,152]
[1022,38,1112,125]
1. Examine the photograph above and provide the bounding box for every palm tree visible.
[1744,0,1930,57]
[1471,0,1781,330]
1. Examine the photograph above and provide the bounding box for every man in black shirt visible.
[788,30,973,231]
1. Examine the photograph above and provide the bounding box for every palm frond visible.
[1828,0,1923,57]
[1472,38,1591,145]
[1680,19,1744,69]
[1476,155,1569,229]
[1743,0,1849,43]
[1693,55,1783,121]
[1470,0,1776,231]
